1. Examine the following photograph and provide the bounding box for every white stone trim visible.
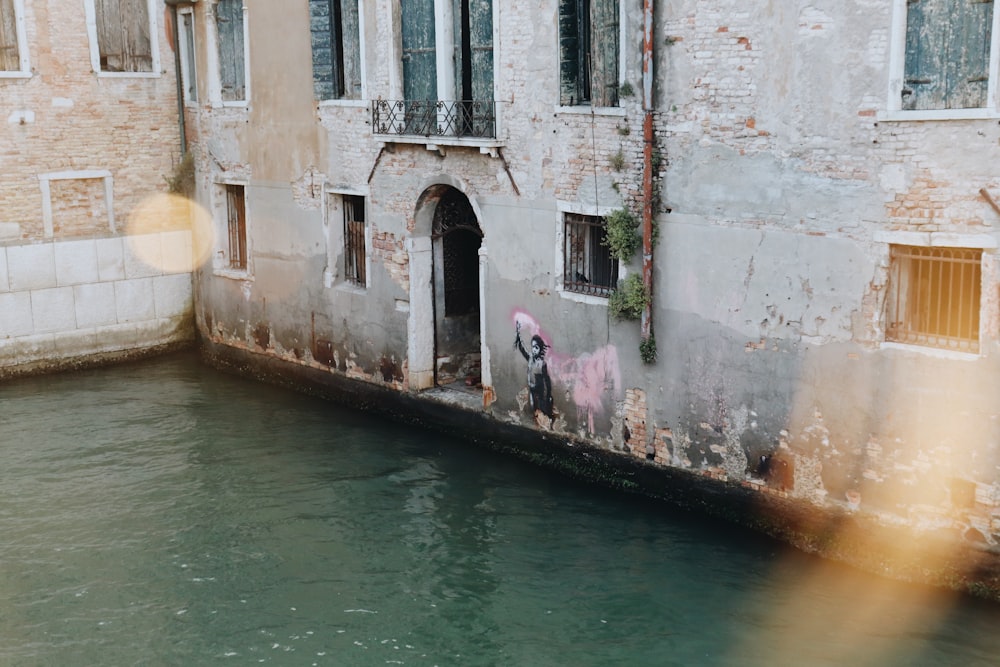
[38,170,115,238]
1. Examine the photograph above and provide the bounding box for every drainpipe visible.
[640,0,655,341]
[164,0,187,155]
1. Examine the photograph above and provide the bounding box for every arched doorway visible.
[432,187,483,388]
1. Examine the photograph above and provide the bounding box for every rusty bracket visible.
[980,188,1000,219]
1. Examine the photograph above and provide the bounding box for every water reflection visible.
[1,353,999,665]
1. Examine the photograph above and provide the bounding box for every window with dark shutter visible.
[0,0,20,72]
[309,0,362,100]
[94,0,152,73]
[216,0,246,102]
[903,0,993,110]
[559,0,618,107]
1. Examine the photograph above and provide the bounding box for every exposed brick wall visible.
[0,0,181,241]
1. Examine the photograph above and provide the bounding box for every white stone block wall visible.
[0,231,194,372]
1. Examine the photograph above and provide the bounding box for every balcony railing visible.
[372,99,497,140]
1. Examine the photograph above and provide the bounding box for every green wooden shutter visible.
[469,0,493,103]
[0,0,19,71]
[590,0,619,106]
[401,0,436,102]
[949,0,993,108]
[905,0,993,110]
[216,0,246,101]
[309,0,335,99]
[402,0,436,133]
[558,0,582,105]
[341,0,362,98]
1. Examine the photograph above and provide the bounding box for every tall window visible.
[215,0,246,103]
[885,245,982,353]
[90,0,154,73]
[0,0,27,75]
[225,184,248,271]
[309,0,362,100]
[563,213,618,297]
[900,0,995,111]
[558,0,619,106]
[343,194,366,286]
[179,8,197,104]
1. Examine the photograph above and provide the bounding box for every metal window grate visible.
[886,245,982,353]
[563,213,618,297]
[226,184,247,270]
[343,194,365,286]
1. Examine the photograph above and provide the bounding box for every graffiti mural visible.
[514,321,555,425]
[512,310,622,435]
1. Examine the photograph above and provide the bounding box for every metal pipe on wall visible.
[641,0,655,342]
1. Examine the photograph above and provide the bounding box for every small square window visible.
[563,213,618,297]
[343,194,366,286]
[885,244,982,353]
[225,184,247,271]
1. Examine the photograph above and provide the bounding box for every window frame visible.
[178,6,198,106]
[323,187,369,290]
[213,180,251,278]
[83,0,161,78]
[208,0,250,107]
[556,204,620,302]
[310,0,366,104]
[885,0,1000,120]
[875,231,996,357]
[557,0,623,109]
[0,0,30,78]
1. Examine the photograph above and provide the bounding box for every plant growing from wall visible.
[610,149,626,171]
[639,333,657,364]
[608,273,648,321]
[619,81,634,97]
[603,207,640,262]
[165,151,195,198]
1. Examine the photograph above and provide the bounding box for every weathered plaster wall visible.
[190,0,1000,594]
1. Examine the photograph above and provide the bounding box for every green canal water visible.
[2,353,1000,666]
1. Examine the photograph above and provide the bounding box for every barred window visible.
[563,213,618,297]
[343,194,366,286]
[885,245,982,353]
[225,184,247,271]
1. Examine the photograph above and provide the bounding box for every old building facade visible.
[6,0,1000,593]
[0,0,195,376]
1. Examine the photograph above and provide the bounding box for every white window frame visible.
[884,0,1000,121]
[212,179,252,278]
[0,0,30,78]
[178,6,198,106]
[38,170,115,238]
[874,231,996,358]
[206,0,250,108]
[316,0,368,108]
[323,185,370,291]
[83,0,161,78]
[554,200,622,305]
[554,0,627,113]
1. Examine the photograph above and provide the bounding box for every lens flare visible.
[125,193,214,273]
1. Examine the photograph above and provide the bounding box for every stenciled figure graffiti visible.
[514,322,555,425]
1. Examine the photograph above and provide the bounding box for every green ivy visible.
[608,274,648,321]
[639,334,657,364]
[603,207,640,262]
